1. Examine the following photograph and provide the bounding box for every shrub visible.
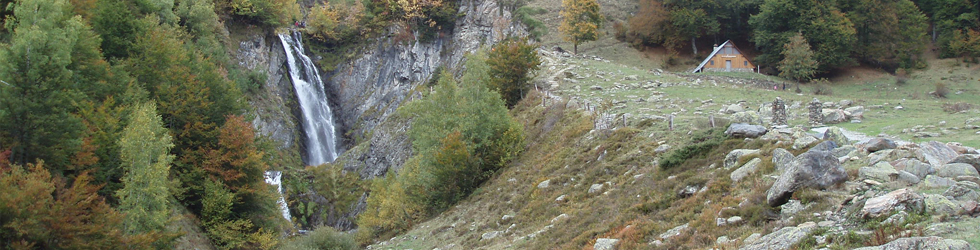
[282,227,357,250]
[220,0,300,27]
[894,68,909,86]
[942,102,974,113]
[487,37,542,108]
[933,82,949,98]
[306,1,365,45]
[515,7,548,40]
[659,128,727,170]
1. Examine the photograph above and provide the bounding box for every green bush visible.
[515,7,548,40]
[659,128,727,170]
[281,227,357,250]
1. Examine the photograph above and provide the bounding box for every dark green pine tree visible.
[0,0,93,171]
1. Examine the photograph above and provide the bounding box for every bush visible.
[894,68,909,86]
[305,1,365,45]
[934,82,949,98]
[282,227,357,250]
[942,102,974,113]
[515,7,548,40]
[487,37,542,108]
[659,128,727,170]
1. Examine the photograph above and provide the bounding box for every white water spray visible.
[278,32,339,166]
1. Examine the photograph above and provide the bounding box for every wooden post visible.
[668,115,674,131]
[622,115,627,127]
[709,115,715,128]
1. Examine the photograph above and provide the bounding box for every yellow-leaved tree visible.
[559,0,602,54]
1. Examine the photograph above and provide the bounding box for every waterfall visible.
[278,32,339,166]
[263,171,291,222]
[271,33,341,223]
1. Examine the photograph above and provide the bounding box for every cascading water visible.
[278,32,339,166]
[264,32,341,223]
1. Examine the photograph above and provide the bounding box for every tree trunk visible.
[574,42,578,55]
[691,37,698,55]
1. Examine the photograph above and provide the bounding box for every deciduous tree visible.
[778,33,818,83]
[116,102,174,235]
[559,0,602,54]
[486,38,541,108]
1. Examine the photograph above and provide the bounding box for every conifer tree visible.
[559,0,602,54]
[0,0,89,171]
[116,102,174,235]
[778,33,818,83]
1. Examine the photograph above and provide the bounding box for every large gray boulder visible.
[864,138,897,153]
[935,163,980,179]
[943,181,980,202]
[852,236,973,250]
[822,109,847,124]
[731,111,763,125]
[861,188,925,218]
[949,154,980,171]
[859,162,899,182]
[822,127,849,146]
[593,238,620,250]
[767,150,848,207]
[924,194,964,216]
[772,148,795,172]
[920,175,957,189]
[916,141,959,167]
[738,224,815,250]
[903,159,935,179]
[724,149,760,169]
[725,123,767,138]
[809,140,838,152]
[731,158,762,182]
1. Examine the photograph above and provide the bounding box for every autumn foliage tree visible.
[559,0,602,54]
[486,38,541,108]
[116,102,175,236]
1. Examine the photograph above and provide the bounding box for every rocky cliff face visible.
[235,0,527,230]
[330,0,527,178]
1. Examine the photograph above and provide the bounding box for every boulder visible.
[725,104,744,114]
[537,179,551,189]
[852,237,973,250]
[588,184,604,194]
[809,140,838,152]
[780,200,805,220]
[725,123,767,138]
[738,224,815,250]
[594,238,620,250]
[903,159,935,179]
[658,223,688,240]
[924,194,964,216]
[916,141,959,167]
[859,162,899,182]
[822,127,850,146]
[832,145,857,158]
[868,149,911,165]
[767,150,848,207]
[772,148,795,172]
[943,181,980,201]
[822,109,848,124]
[861,188,924,218]
[481,231,503,240]
[793,135,820,150]
[731,111,763,125]
[731,158,762,182]
[920,175,957,189]
[897,170,921,185]
[949,154,980,171]
[724,149,760,169]
[864,138,897,153]
[844,106,864,119]
[935,163,980,179]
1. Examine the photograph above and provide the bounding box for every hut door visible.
[725,60,732,70]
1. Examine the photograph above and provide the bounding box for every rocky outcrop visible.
[916,141,959,167]
[724,149,760,169]
[861,188,924,218]
[767,150,848,207]
[237,31,300,151]
[739,223,815,250]
[853,237,973,250]
[864,138,897,153]
[725,123,767,138]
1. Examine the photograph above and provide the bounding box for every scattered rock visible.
[727,216,743,225]
[832,145,857,158]
[654,144,671,153]
[793,135,820,150]
[845,106,864,119]
[822,109,848,124]
[716,236,730,245]
[725,104,745,114]
[950,154,980,170]
[659,223,689,240]
[767,150,848,207]
[904,159,935,179]
[739,224,815,250]
[731,158,762,182]
[594,238,620,250]
[678,185,700,198]
[943,181,980,201]
[555,195,567,203]
[809,140,838,152]
[537,179,551,189]
[481,231,503,240]
[920,175,957,189]
[590,85,603,90]
[924,194,964,216]
[864,138,897,153]
[859,162,899,182]
[726,123,767,138]
[588,184,604,194]
[916,141,959,167]
[725,149,760,169]
[882,211,908,225]
[501,215,514,223]
[897,170,921,185]
[780,200,805,220]
[772,148,795,172]
[852,236,973,250]
[936,163,980,179]
[731,111,763,125]
[861,188,924,218]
